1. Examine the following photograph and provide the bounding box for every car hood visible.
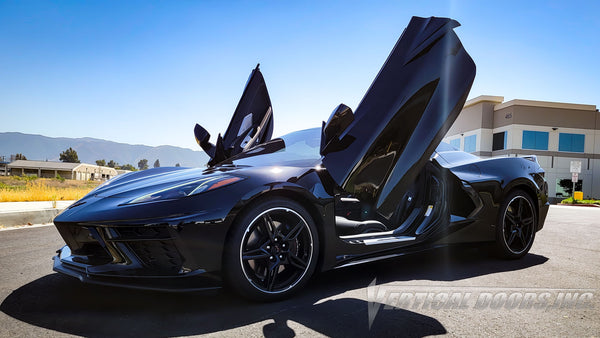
[55,161,317,224]
[56,166,236,223]
[88,166,240,199]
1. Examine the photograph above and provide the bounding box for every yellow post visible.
[574,191,583,201]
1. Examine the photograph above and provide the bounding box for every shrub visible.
[560,197,600,205]
[13,175,38,182]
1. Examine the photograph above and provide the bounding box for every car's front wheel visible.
[223,198,319,301]
[495,189,537,259]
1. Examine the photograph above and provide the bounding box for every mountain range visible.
[0,132,208,168]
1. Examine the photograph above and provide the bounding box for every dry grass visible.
[0,176,100,202]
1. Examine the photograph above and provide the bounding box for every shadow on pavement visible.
[1,247,548,337]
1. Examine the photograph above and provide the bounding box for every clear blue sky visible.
[1,1,598,150]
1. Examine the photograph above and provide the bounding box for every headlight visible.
[126,175,243,205]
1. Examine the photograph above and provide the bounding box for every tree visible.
[121,164,136,171]
[175,163,180,167]
[107,160,116,168]
[96,159,106,166]
[13,153,27,161]
[557,178,582,197]
[153,159,160,168]
[59,147,80,163]
[137,159,148,170]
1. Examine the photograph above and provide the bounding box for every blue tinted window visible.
[449,138,460,149]
[522,131,549,150]
[558,133,585,152]
[464,135,476,153]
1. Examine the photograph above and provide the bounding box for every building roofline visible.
[463,95,504,109]
[7,160,80,170]
[72,163,119,173]
[72,163,84,171]
[465,95,598,112]
[494,99,597,112]
[6,160,118,173]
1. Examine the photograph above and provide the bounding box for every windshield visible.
[228,128,322,167]
[433,142,480,167]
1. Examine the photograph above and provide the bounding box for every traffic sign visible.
[570,160,582,173]
[572,172,579,183]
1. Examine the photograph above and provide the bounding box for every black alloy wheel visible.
[224,198,319,301]
[495,189,536,259]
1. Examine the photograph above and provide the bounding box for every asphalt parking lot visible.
[0,205,598,337]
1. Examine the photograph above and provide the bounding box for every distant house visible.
[7,160,118,181]
[0,157,9,176]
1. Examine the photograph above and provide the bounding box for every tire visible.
[495,189,537,259]
[223,197,319,301]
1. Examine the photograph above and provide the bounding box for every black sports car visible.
[53,16,549,301]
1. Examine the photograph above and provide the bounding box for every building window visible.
[558,133,585,153]
[449,138,460,149]
[464,135,476,153]
[522,130,549,150]
[492,131,507,151]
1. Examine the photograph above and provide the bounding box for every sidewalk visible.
[0,200,75,228]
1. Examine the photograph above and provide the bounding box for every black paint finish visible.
[51,17,547,296]
[321,16,476,221]
[195,64,273,165]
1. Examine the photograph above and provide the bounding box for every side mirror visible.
[194,124,214,157]
[320,103,355,155]
[194,124,227,166]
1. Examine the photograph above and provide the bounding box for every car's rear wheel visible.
[223,198,319,301]
[495,189,536,259]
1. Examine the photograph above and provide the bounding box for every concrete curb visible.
[0,208,64,227]
[0,223,54,231]
[554,204,600,208]
[0,201,74,227]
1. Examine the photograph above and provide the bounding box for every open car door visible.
[321,16,476,222]
[195,64,274,166]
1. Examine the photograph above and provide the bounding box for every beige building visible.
[7,160,118,181]
[444,95,599,202]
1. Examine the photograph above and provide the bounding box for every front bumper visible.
[53,245,222,292]
[51,217,230,292]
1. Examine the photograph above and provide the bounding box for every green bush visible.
[560,197,574,204]
[13,175,37,182]
[0,182,26,191]
[560,197,600,205]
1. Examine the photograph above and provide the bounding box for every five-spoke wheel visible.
[495,189,537,259]
[224,198,319,301]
